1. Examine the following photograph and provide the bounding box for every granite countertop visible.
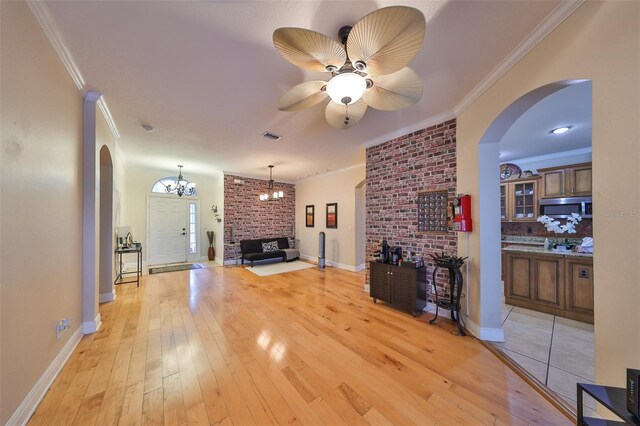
[502,244,593,258]
[500,235,544,247]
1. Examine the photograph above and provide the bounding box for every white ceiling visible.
[499,81,592,162]
[43,0,564,181]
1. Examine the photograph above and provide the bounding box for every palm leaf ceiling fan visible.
[273,6,426,130]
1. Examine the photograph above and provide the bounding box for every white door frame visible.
[146,194,202,264]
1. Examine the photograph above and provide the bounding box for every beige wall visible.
[122,166,224,265]
[457,0,640,385]
[295,165,366,270]
[0,1,83,422]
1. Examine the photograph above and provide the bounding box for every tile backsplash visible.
[501,219,592,238]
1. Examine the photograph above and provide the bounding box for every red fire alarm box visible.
[453,195,472,232]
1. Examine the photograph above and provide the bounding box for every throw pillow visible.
[262,241,279,252]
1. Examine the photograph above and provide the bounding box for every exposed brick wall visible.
[502,219,592,238]
[366,119,457,300]
[223,174,295,261]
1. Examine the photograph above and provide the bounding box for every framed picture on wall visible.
[305,205,315,227]
[326,203,338,229]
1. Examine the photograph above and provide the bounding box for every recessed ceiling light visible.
[549,126,572,134]
[141,124,156,132]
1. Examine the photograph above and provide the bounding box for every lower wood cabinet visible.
[369,261,426,316]
[504,252,593,324]
[565,258,594,315]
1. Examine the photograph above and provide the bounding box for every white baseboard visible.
[82,313,102,334]
[6,326,83,426]
[99,290,116,303]
[424,301,454,318]
[300,254,316,263]
[355,263,366,272]
[464,317,505,342]
[300,254,357,272]
[363,283,370,293]
[423,303,504,341]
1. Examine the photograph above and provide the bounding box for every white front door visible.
[149,197,188,264]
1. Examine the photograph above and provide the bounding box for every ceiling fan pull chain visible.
[344,105,350,125]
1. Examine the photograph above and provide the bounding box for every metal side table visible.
[114,245,142,287]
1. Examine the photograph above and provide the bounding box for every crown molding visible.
[27,1,85,90]
[97,97,121,139]
[222,171,296,185]
[362,110,456,149]
[453,0,585,116]
[295,162,365,183]
[27,1,121,140]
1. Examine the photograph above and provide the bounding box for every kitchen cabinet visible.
[565,258,594,316]
[500,177,540,222]
[503,250,593,323]
[369,261,426,316]
[538,162,592,198]
[505,252,564,309]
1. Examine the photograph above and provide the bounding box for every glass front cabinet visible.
[501,178,539,222]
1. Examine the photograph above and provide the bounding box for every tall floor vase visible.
[207,231,215,261]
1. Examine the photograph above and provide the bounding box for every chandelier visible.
[163,165,196,197]
[259,165,284,201]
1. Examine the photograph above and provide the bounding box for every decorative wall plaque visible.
[417,190,448,233]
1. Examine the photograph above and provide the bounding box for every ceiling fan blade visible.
[347,6,425,76]
[362,67,423,111]
[273,28,346,72]
[325,99,368,130]
[277,81,328,111]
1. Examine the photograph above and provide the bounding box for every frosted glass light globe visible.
[326,72,366,105]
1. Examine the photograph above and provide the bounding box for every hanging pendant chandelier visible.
[163,165,196,197]
[259,165,284,201]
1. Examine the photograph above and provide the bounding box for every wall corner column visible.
[82,90,102,334]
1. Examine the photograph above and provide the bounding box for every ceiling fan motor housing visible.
[338,25,352,45]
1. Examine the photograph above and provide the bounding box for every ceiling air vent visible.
[262,131,282,141]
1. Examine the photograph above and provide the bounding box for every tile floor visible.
[492,304,597,413]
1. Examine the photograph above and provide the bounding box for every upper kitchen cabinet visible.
[538,162,592,198]
[501,177,540,222]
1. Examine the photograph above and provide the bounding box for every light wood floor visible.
[29,263,570,425]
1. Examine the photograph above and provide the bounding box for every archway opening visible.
[99,145,114,303]
[477,80,593,410]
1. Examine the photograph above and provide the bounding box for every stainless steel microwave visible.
[539,197,592,219]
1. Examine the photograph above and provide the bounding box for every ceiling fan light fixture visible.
[326,72,367,105]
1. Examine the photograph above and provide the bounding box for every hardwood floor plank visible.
[71,391,103,426]
[28,265,570,426]
[141,387,164,426]
[118,381,144,426]
[162,373,187,426]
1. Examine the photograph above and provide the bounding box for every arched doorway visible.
[477,80,594,410]
[99,145,115,302]
[476,80,590,337]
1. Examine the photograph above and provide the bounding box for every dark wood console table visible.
[114,245,142,287]
[369,261,426,316]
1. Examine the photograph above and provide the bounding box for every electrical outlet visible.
[56,317,71,340]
